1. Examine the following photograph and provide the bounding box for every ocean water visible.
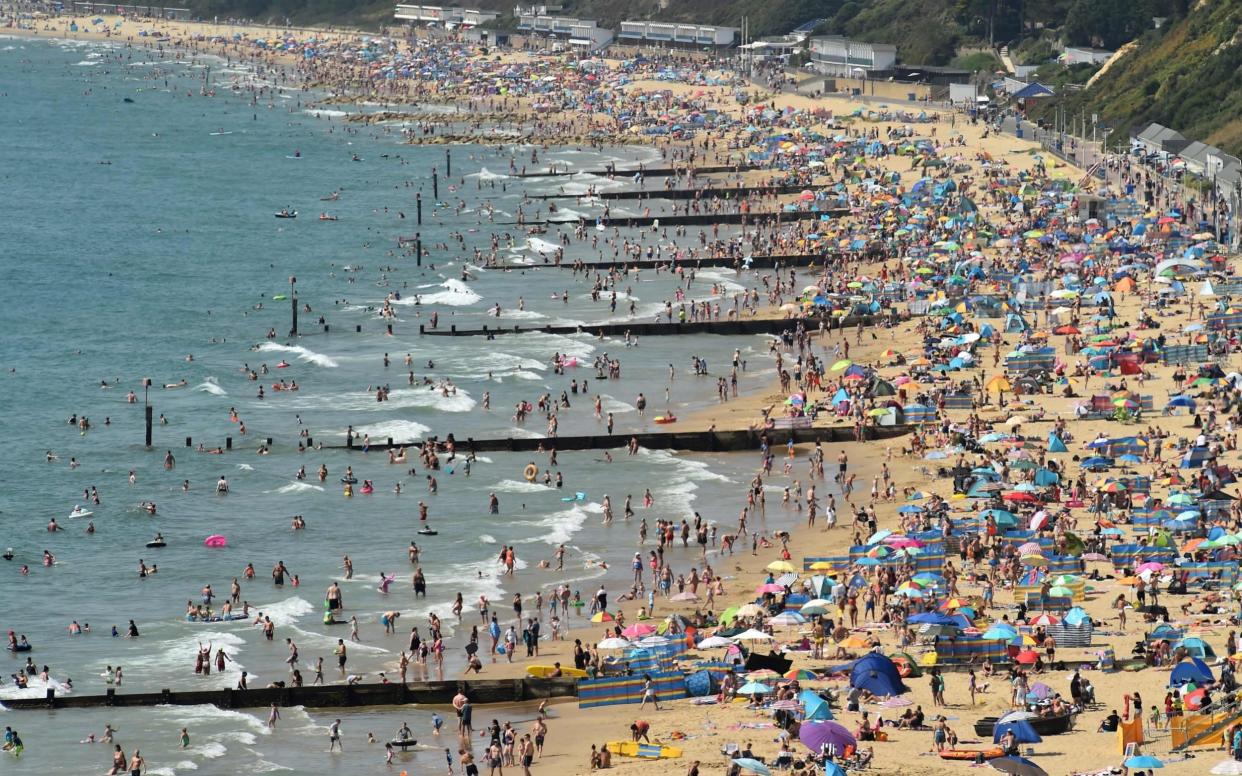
[0,37,807,774]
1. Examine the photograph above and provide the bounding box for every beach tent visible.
[799,689,834,720]
[1048,433,1068,453]
[848,653,909,697]
[1004,313,1030,333]
[1169,657,1214,686]
[684,669,719,697]
[1176,637,1217,660]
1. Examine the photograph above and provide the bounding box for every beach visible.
[0,9,1235,776]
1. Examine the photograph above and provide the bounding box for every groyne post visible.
[416,193,422,225]
[432,168,439,201]
[445,148,451,177]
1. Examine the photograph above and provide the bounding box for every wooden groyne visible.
[418,314,861,339]
[532,184,809,201]
[1,678,578,711]
[518,163,752,178]
[513,209,845,228]
[337,424,914,454]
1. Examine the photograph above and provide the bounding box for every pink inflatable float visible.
[204,534,228,548]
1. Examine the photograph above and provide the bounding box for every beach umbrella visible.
[799,720,856,753]
[990,756,1048,776]
[696,635,734,649]
[997,710,1040,723]
[756,583,787,594]
[994,720,1043,744]
[621,623,656,639]
[596,637,631,650]
[830,359,852,371]
[802,598,832,609]
[735,604,765,618]
[770,612,806,627]
[1123,756,1163,769]
[1028,613,1060,626]
[733,628,775,642]
[732,758,772,776]
[983,624,1018,640]
[766,560,796,573]
[785,668,818,680]
[866,529,894,544]
[1047,585,1074,597]
[738,681,774,695]
[590,611,614,623]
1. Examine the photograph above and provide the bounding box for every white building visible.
[808,36,897,76]
[617,21,737,48]
[516,12,613,49]
[393,5,499,27]
[1062,46,1114,66]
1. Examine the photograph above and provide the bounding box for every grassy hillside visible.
[1027,1,1242,156]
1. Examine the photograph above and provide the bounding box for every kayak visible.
[560,492,587,502]
[146,540,167,548]
[605,741,682,759]
[274,211,297,219]
[69,507,94,519]
[388,740,418,749]
[653,415,677,424]
[186,613,247,623]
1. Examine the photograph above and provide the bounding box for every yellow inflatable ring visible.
[523,463,538,482]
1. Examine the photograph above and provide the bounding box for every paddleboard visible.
[605,741,682,759]
[526,665,587,679]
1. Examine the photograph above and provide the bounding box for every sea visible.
[0,35,811,774]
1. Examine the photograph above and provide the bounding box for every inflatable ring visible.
[523,463,538,482]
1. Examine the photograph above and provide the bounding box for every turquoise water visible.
[0,36,805,774]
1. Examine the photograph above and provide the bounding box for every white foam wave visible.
[304,108,349,118]
[257,343,339,368]
[473,167,509,181]
[195,379,227,396]
[527,237,561,255]
[349,419,432,442]
[478,534,497,544]
[531,505,591,545]
[253,596,313,625]
[640,449,733,483]
[490,308,546,321]
[285,386,475,413]
[492,479,553,493]
[273,481,325,494]
[392,279,481,307]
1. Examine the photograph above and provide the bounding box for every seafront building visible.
[393,4,499,27]
[617,20,738,48]
[514,8,613,50]
[808,35,897,76]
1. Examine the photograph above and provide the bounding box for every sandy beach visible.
[1,9,1237,776]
